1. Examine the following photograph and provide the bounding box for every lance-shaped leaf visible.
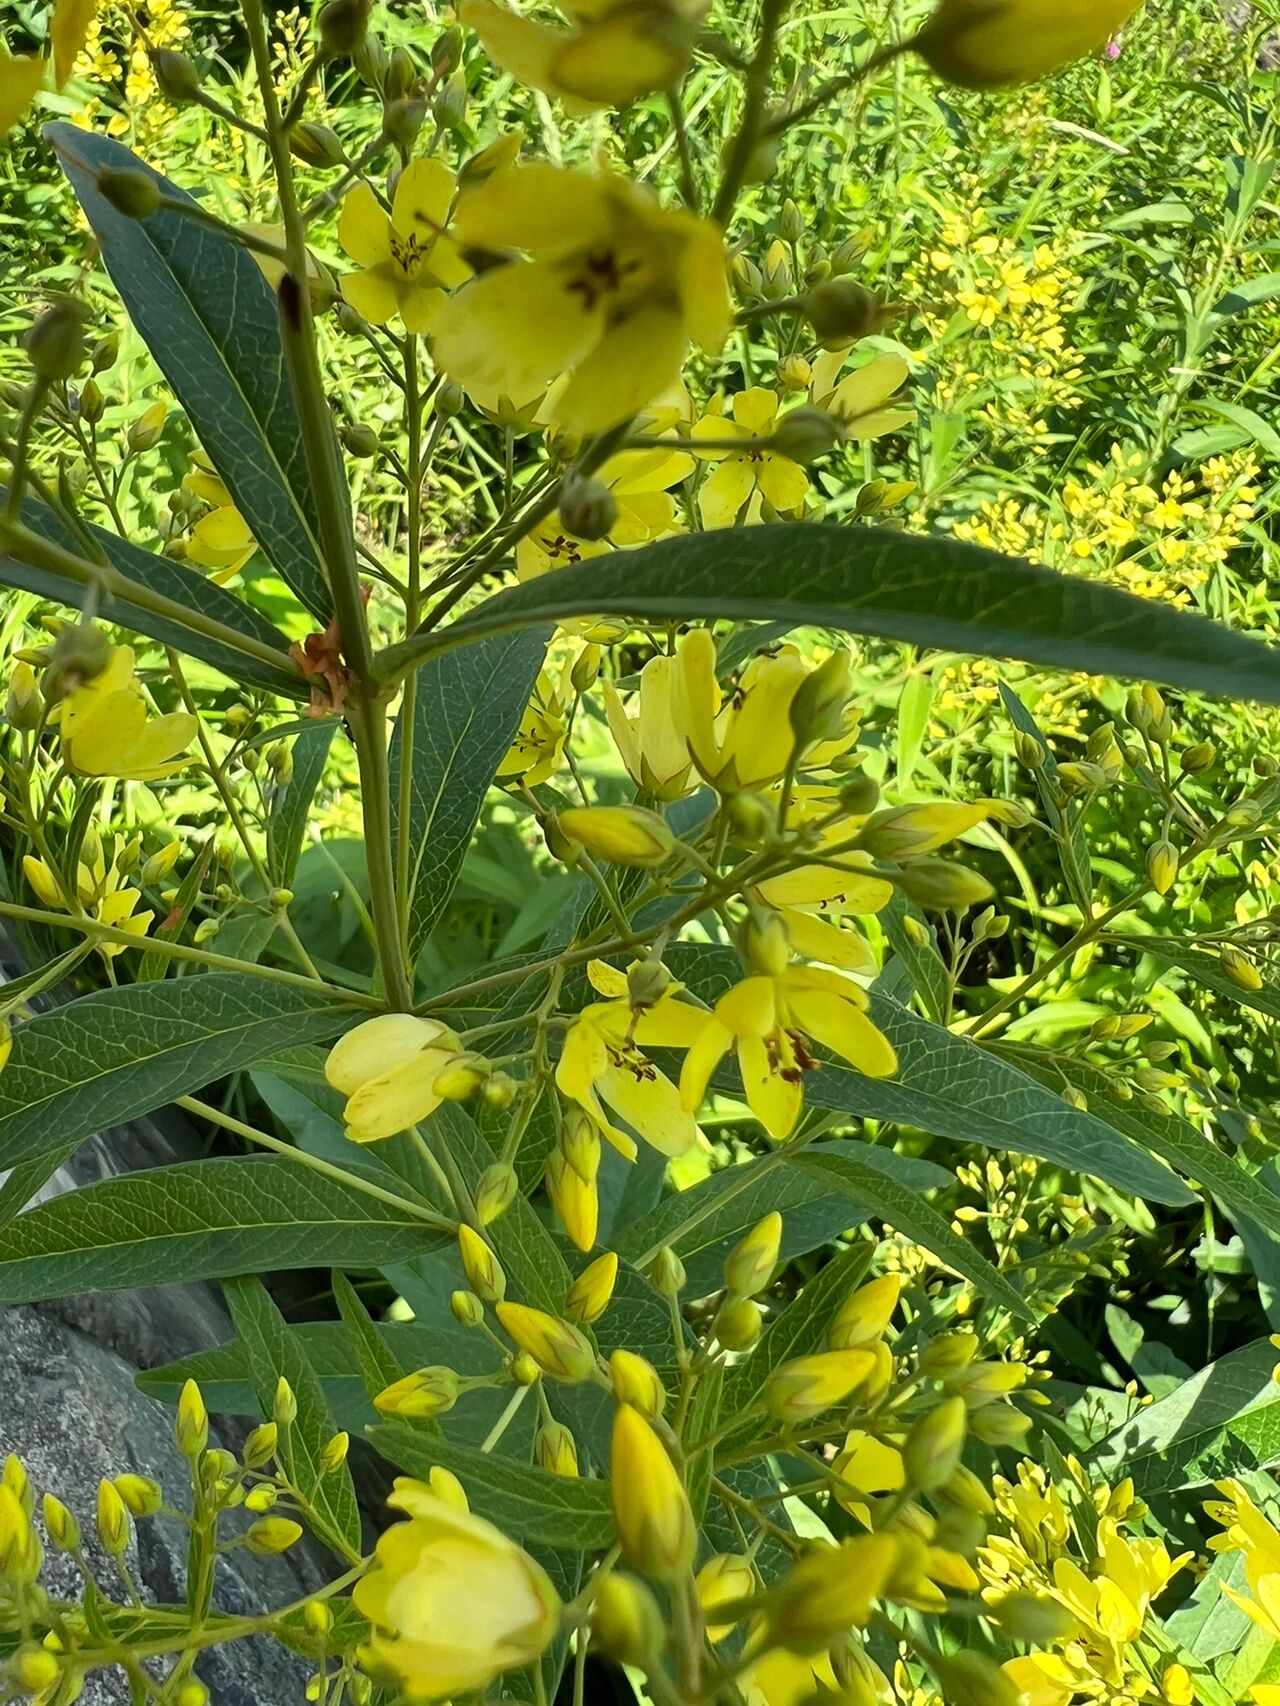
[47,122,335,621]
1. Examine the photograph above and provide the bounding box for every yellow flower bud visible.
[176,1683,209,1706]
[914,0,1140,89]
[496,1303,596,1381]
[591,1572,666,1668]
[696,1554,756,1641]
[990,1592,1076,1644]
[556,806,675,868]
[475,1162,519,1225]
[245,1486,277,1513]
[451,1289,485,1327]
[141,839,181,885]
[433,1053,490,1101]
[714,1297,763,1351]
[320,1432,350,1474]
[902,1398,967,1491]
[561,1110,603,1182]
[247,1516,304,1555]
[534,1421,580,1478]
[949,1359,1027,1401]
[724,1211,782,1299]
[545,1149,600,1254]
[3,1456,31,1514]
[0,1484,30,1576]
[1221,945,1263,991]
[114,1475,162,1517]
[11,1645,59,1693]
[894,858,995,912]
[828,1272,901,1350]
[6,661,43,730]
[609,1350,666,1417]
[42,1492,80,1552]
[565,1252,619,1325]
[765,1533,898,1648]
[427,1466,470,1510]
[97,1478,131,1555]
[763,1349,875,1423]
[511,1351,542,1386]
[789,651,853,748]
[610,1403,695,1582]
[127,400,168,453]
[274,1376,298,1428]
[374,1367,461,1419]
[778,354,812,391]
[651,1245,686,1297]
[932,1651,1021,1706]
[243,1422,278,1468]
[303,1599,334,1639]
[459,1224,507,1302]
[969,1404,1032,1446]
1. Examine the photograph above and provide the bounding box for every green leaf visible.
[793,1149,1034,1323]
[1,497,304,700]
[896,671,935,789]
[0,1156,444,1303]
[878,892,949,1022]
[0,974,360,1171]
[268,723,338,887]
[0,1145,76,1233]
[47,123,334,621]
[225,1276,361,1561]
[381,525,1280,705]
[369,1424,616,1551]
[1088,1338,1280,1492]
[389,629,548,966]
[331,1268,411,1408]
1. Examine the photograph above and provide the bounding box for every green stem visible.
[713,0,788,225]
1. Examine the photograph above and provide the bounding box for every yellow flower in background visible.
[914,0,1141,88]
[55,645,197,781]
[741,1646,839,1706]
[23,836,153,957]
[338,160,472,334]
[693,389,809,528]
[325,1014,461,1143]
[809,351,914,441]
[0,55,45,135]
[183,453,256,583]
[681,962,896,1139]
[0,0,98,137]
[515,447,693,581]
[354,1479,561,1700]
[557,961,707,1159]
[602,649,699,800]
[754,819,894,975]
[672,630,859,794]
[1208,1480,1280,1639]
[434,164,730,436]
[461,0,705,111]
[497,668,570,786]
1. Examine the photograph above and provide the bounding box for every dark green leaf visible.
[389,629,548,966]
[268,723,338,887]
[48,123,334,620]
[382,525,1280,705]
[0,1156,443,1303]
[2,497,303,699]
[0,974,360,1171]
[1088,1338,1280,1492]
[331,1268,411,1408]
[225,1276,361,1560]
[794,1148,1034,1322]
[369,1424,616,1550]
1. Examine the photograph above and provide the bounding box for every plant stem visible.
[713,0,787,225]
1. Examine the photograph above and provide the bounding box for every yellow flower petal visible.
[51,0,97,89]
[739,1031,802,1138]
[451,161,616,254]
[337,182,393,270]
[0,56,45,135]
[786,985,896,1079]
[553,303,686,436]
[550,9,690,106]
[756,451,808,514]
[698,456,755,529]
[460,0,605,116]
[434,258,604,403]
[340,264,402,328]
[392,157,456,241]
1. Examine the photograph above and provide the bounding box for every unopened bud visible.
[778,354,812,391]
[176,1379,208,1457]
[475,1162,519,1225]
[128,400,168,452]
[651,1245,685,1297]
[114,1474,162,1517]
[153,48,202,101]
[373,1366,460,1418]
[894,859,994,912]
[97,166,162,221]
[610,1403,694,1582]
[902,1397,966,1490]
[591,1572,666,1668]
[535,1420,580,1477]
[1221,945,1263,991]
[727,791,774,844]
[451,1289,485,1327]
[556,805,674,868]
[571,644,603,693]
[78,376,105,424]
[318,0,371,57]
[511,1351,541,1386]
[6,662,43,729]
[26,297,89,382]
[803,277,899,349]
[1014,729,1045,770]
[724,1211,782,1299]
[772,405,839,463]
[434,76,467,129]
[789,650,852,747]
[565,1251,618,1325]
[243,1422,278,1468]
[434,380,466,419]
[480,1070,517,1110]
[433,1052,489,1101]
[142,840,181,887]
[559,476,618,542]
[96,1479,130,1554]
[610,1350,665,1417]
[497,1302,596,1381]
[763,1349,875,1423]
[247,1516,304,1555]
[1181,741,1215,775]
[90,331,119,372]
[714,1296,763,1350]
[273,1376,298,1428]
[627,957,672,1011]
[829,1273,900,1350]
[459,1224,506,1302]
[292,122,345,169]
[10,1647,59,1693]
[42,1493,80,1552]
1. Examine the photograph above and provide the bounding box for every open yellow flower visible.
[515,447,693,581]
[556,961,707,1159]
[23,836,153,958]
[461,0,705,111]
[354,1479,561,1700]
[1209,1480,1280,1639]
[602,648,698,800]
[338,159,472,334]
[434,164,730,436]
[693,389,809,528]
[55,645,197,781]
[680,963,896,1139]
[497,668,570,786]
[672,630,859,794]
[809,351,914,441]
[183,453,255,583]
[325,1014,461,1144]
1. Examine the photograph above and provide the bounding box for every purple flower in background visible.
[1105,37,1122,57]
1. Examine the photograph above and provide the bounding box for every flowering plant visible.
[6,1,1280,1704]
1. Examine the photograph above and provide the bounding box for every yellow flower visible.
[556,960,706,1158]
[495,1302,596,1380]
[696,1554,756,1641]
[808,352,914,440]
[610,1402,695,1581]
[325,1014,461,1143]
[915,0,1141,88]
[671,631,860,794]
[434,164,730,436]
[353,1479,561,1700]
[602,644,709,800]
[23,836,153,958]
[1209,1480,1280,1639]
[680,963,896,1139]
[0,56,45,135]
[338,159,472,334]
[460,0,704,110]
[693,389,809,528]
[515,447,693,581]
[183,453,256,583]
[498,668,569,786]
[754,821,894,975]
[55,645,197,781]
[741,1647,839,1706]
